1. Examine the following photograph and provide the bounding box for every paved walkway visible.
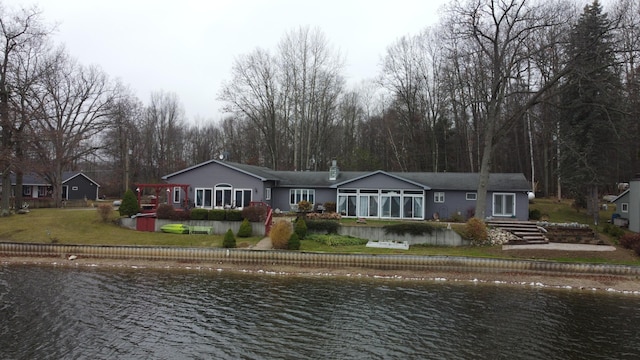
[251,237,273,250]
[502,243,616,251]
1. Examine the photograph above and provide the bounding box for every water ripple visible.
[1,265,640,359]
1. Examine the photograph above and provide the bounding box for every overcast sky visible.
[8,0,448,122]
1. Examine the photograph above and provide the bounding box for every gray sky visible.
[9,0,448,121]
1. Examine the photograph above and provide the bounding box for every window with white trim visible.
[215,184,232,208]
[234,189,252,208]
[173,187,180,203]
[466,192,477,200]
[493,193,516,217]
[622,203,629,212]
[265,187,271,201]
[290,189,315,205]
[434,192,445,203]
[195,188,213,208]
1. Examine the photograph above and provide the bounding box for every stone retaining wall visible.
[1,242,639,276]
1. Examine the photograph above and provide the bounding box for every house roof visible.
[162,160,531,192]
[611,189,629,203]
[162,160,280,182]
[11,172,100,186]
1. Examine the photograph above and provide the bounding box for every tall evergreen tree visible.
[559,0,623,224]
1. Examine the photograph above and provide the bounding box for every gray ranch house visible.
[162,160,532,221]
[13,172,100,201]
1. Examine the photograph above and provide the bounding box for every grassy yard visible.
[1,200,638,265]
[0,208,263,248]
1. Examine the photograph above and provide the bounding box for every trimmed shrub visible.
[226,210,243,221]
[383,223,435,236]
[297,200,312,212]
[294,218,308,239]
[307,234,368,246]
[191,208,209,220]
[118,189,139,217]
[223,228,236,248]
[529,208,542,220]
[619,233,640,249]
[464,218,489,245]
[242,206,267,222]
[270,221,293,249]
[237,218,253,238]
[156,204,175,220]
[97,204,113,223]
[288,232,301,250]
[173,209,191,221]
[208,209,226,221]
[324,202,336,213]
[306,219,340,234]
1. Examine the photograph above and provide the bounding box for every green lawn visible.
[1,201,637,265]
[0,208,262,248]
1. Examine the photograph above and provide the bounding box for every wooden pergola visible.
[135,183,189,212]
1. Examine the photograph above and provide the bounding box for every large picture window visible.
[493,193,515,217]
[290,189,315,205]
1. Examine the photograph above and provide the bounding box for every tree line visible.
[1,0,637,220]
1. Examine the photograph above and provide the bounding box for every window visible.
[265,187,271,201]
[434,192,445,203]
[173,187,180,203]
[466,192,477,201]
[195,188,213,208]
[234,189,252,208]
[290,189,315,205]
[403,196,424,219]
[23,186,31,196]
[622,203,629,213]
[493,193,515,217]
[215,184,232,208]
[381,190,401,218]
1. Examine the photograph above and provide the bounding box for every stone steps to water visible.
[487,220,549,245]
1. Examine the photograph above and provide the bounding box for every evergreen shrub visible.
[118,189,140,217]
[294,218,307,239]
[237,218,253,237]
[223,228,236,248]
[288,232,301,250]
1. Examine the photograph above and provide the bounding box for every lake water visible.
[1,264,639,359]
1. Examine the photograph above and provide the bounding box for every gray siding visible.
[427,190,528,221]
[630,179,640,232]
[64,175,99,200]
[165,162,265,207]
[271,187,335,212]
[338,172,423,190]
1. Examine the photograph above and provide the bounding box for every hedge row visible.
[156,204,265,222]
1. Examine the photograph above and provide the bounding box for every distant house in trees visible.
[611,175,640,231]
[12,172,100,202]
[162,159,533,221]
